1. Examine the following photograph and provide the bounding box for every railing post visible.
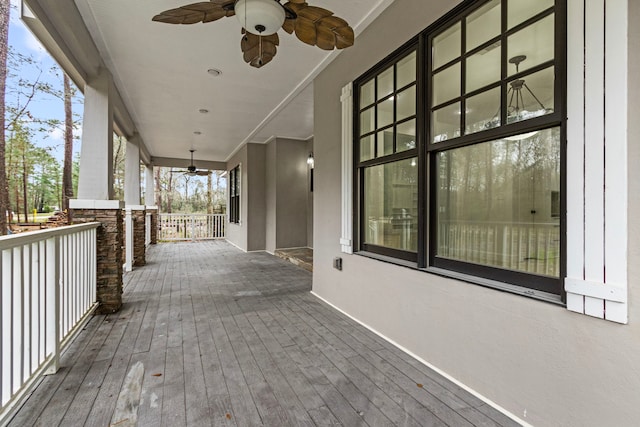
[124,207,133,272]
[44,236,60,375]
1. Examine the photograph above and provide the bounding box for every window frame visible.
[229,165,240,224]
[352,0,567,298]
[353,41,421,263]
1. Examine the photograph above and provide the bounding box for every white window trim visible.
[565,0,628,323]
[340,83,353,254]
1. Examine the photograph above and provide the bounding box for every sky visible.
[7,0,84,162]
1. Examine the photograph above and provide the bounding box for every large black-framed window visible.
[354,45,420,262]
[229,165,240,224]
[354,0,565,296]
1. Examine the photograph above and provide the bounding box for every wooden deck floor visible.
[8,241,520,427]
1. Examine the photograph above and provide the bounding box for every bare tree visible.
[0,0,9,233]
[62,74,73,211]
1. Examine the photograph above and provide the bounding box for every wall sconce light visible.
[307,152,314,192]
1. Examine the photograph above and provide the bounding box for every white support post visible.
[77,68,114,201]
[340,82,354,254]
[125,135,141,206]
[145,165,155,207]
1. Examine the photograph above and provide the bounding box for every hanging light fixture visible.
[235,0,286,36]
[484,55,551,141]
[505,55,550,124]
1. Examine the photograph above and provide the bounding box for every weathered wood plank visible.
[9,241,521,427]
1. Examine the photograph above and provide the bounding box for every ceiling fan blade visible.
[294,16,317,46]
[196,170,210,176]
[241,31,279,68]
[320,15,354,49]
[152,1,235,25]
[285,4,354,50]
[296,5,333,21]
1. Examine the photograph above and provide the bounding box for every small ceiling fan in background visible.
[152,0,354,68]
[171,149,210,176]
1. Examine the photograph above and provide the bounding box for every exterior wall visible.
[275,138,308,249]
[247,144,266,251]
[266,139,277,253]
[265,137,310,253]
[226,143,267,252]
[313,0,640,425]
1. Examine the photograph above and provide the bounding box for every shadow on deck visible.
[8,241,520,427]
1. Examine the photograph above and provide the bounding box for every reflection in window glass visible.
[377,67,394,99]
[508,0,554,29]
[433,63,460,106]
[396,86,416,122]
[507,14,554,76]
[466,0,501,52]
[377,97,394,129]
[360,107,375,135]
[506,66,554,124]
[396,120,416,153]
[432,102,460,143]
[466,46,501,93]
[377,130,394,157]
[432,22,461,69]
[397,52,417,88]
[436,127,560,277]
[360,135,375,161]
[360,79,375,107]
[466,87,501,134]
[364,158,418,252]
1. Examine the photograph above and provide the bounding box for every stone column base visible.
[132,207,146,267]
[146,206,159,244]
[70,199,124,314]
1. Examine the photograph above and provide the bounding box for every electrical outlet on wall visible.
[333,257,342,271]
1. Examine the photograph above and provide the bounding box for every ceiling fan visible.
[171,150,210,176]
[152,0,354,68]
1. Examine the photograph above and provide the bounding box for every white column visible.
[78,69,114,200]
[124,134,141,205]
[145,165,155,207]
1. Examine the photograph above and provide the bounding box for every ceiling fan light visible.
[235,0,285,36]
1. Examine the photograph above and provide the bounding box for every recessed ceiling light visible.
[193,131,202,135]
[207,68,222,76]
[199,109,209,114]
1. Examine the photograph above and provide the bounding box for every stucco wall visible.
[247,144,266,251]
[312,0,640,425]
[265,137,311,252]
[275,138,309,249]
[265,139,277,253]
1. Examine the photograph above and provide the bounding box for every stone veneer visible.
[147,206,158,244]
[69,200,124,314]
[133,209,146,266]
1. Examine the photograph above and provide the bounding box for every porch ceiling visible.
[62,0,392,164]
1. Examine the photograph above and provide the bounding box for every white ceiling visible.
[72,0,392,164]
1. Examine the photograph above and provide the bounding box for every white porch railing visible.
[438,220,560,277]
[0,223,100,425]
[158,214,225,241]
